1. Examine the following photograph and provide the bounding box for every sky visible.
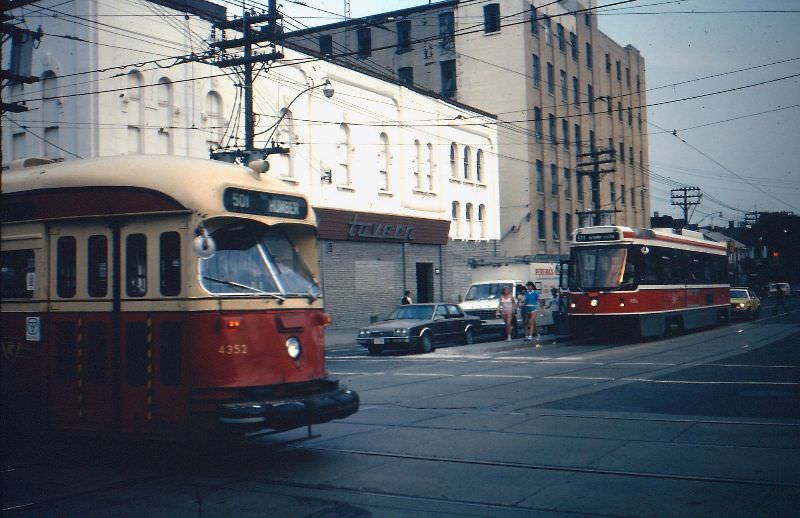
[280,0,800,227]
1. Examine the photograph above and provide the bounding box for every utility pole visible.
[576,146,618,226]
[210,0,283,161]
[744,210,760,227]
[1,6,42,114]
[670,186,702,225]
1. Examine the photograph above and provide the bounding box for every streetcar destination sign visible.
[223,188,308,219]
[575,231,620,242]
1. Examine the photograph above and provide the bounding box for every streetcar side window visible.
[1,249,35,299]
[126,234,147,297]
[159,322,182,386]
[159,232,181,296]
[57,236,77,298]
[87,235,108,297]
[126,322,147,386]
[86,322,108,384]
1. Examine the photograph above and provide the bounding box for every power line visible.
[4,116,83,158]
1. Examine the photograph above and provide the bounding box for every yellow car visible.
[730,287,761,320]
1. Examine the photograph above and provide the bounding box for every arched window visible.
[476,149,484,182]
[463,145,471,179]
[275,108,295,178]
[41,71,60,158]
[336,123,351,185]
[378,132,390,191]
[478,204,486,239]
[426,143,435,191]
[451,201,461,238]
[156,77,173,154]
[449,142,457,177]
[126,70,144,153]
[412,139,421,189]
[205,91,223,149]
[465,202,473,239]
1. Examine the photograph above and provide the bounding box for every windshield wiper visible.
[202,275,285,303]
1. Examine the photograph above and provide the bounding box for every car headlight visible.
[358,329,368,337]
[394,328,408,336]
[285,336,301,359]
[738,303,745,308]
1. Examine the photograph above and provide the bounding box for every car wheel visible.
[368,344,382,356]
[418,332,433,354]
[463,328,474,345]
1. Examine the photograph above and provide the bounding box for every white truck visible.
[460,263,562,337]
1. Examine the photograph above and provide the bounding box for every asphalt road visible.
[3,299,799,517]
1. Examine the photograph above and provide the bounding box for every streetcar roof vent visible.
[679,229,705,240]
[9,157,63,170]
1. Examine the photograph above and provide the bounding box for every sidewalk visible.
[324,327,360,348]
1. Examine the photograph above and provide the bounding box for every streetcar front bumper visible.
[217,380,359,432]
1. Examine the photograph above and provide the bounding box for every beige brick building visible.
[286,0,650,259]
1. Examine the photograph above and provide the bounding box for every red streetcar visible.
[1,155,358,440]
[566,226,730,339]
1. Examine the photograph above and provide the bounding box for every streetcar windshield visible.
[569,246,636,291]
[200,223,320,297]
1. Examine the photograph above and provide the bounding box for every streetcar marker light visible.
[225,320,242,329]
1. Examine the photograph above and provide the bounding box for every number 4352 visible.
[218,344,248,354]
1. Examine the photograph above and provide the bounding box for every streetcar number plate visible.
[374,338,385,345]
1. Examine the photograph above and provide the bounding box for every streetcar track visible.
[294,445,800,489]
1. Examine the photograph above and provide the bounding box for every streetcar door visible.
[48,223,115,431]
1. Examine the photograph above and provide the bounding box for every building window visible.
[605,52,611,74]
[537,210,545,240]
[587,84,594,113]
[589,129,595,152]
[450,142,458,177]
[57,236,77,298]
[205,90,223,148]
[530,4,538,34]
[87,235,108,298]
[126,233,147,297]
[319,35,332,55]
[413,139,422,188]
[618,101,623,122]
[619,142,624,163]
[534,106,542,141]
[159,232,181,296]
[378,132,390,191]
[559,69,567,99]
[572,76,579,107]
[574,123,581,157]
[556,23,565,51]
[641,189,645,209]
[476,149,483,182]
[638,111,642,130]
[564,168,571,199]
[607,97,613,117]
[550,164,558,196]
[565,213,573,240]
[532,54,541,88]
[546,62,554,95]
[156,77,173,155]
[585,42,592,69]
[451,201,461,237]
[585,12,591,26]
[478,204,486,238]
[616,60,621,81]
[463,145,471,179]
[621,184,626,206]
[12,131,26,159]
[636,74,641,92]
[535,160,544,193]
[396,20,412,52]
[626,66,631,87]
[337,123,351,185]
[274,109,295,178]
[610,182,616,205]
[569,31,577,60]
[439,11,455,46]
[127,70,144,154]
[483,3,500,33]
[465,203,473,239]
[543,15,551,44]
[640,149,643,167]
[562,119,569,149]
[548,113,556,145]
[629,146,634,165]
[577,173,584,202]
[441,59,456,97]
[552,212,560,240]
[627,107,633,127]
[41,71,61,158]
[631,187,636,208]
[357,27,371,58]
[398,66,414,86]
[426,142,435,190]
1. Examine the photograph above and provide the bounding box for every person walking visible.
[523,282,540,342]
[550,288,562,335]
[401,290,413,305]
[773,287,791,316]
[496,286,517,342]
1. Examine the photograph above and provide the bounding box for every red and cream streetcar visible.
[1,155,358,439]
[566,226,730,339]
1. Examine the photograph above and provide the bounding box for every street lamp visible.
[262,79,334,150]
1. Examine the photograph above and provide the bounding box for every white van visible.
[460,279,555,337]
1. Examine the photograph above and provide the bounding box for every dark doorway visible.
[416,262,434,303]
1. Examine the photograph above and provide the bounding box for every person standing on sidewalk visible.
[496,286,517,342]
[550,288,562,335]
[401,290,413,305]
[773,287,791,316]
[523,282,540,342]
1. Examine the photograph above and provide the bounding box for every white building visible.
[2,0,501,326]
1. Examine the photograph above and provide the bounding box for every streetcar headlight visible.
[590,299,599,307]
[285,336,302,359]
[570,302,576,309]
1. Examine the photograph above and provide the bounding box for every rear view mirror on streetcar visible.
[193,227,216,259]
